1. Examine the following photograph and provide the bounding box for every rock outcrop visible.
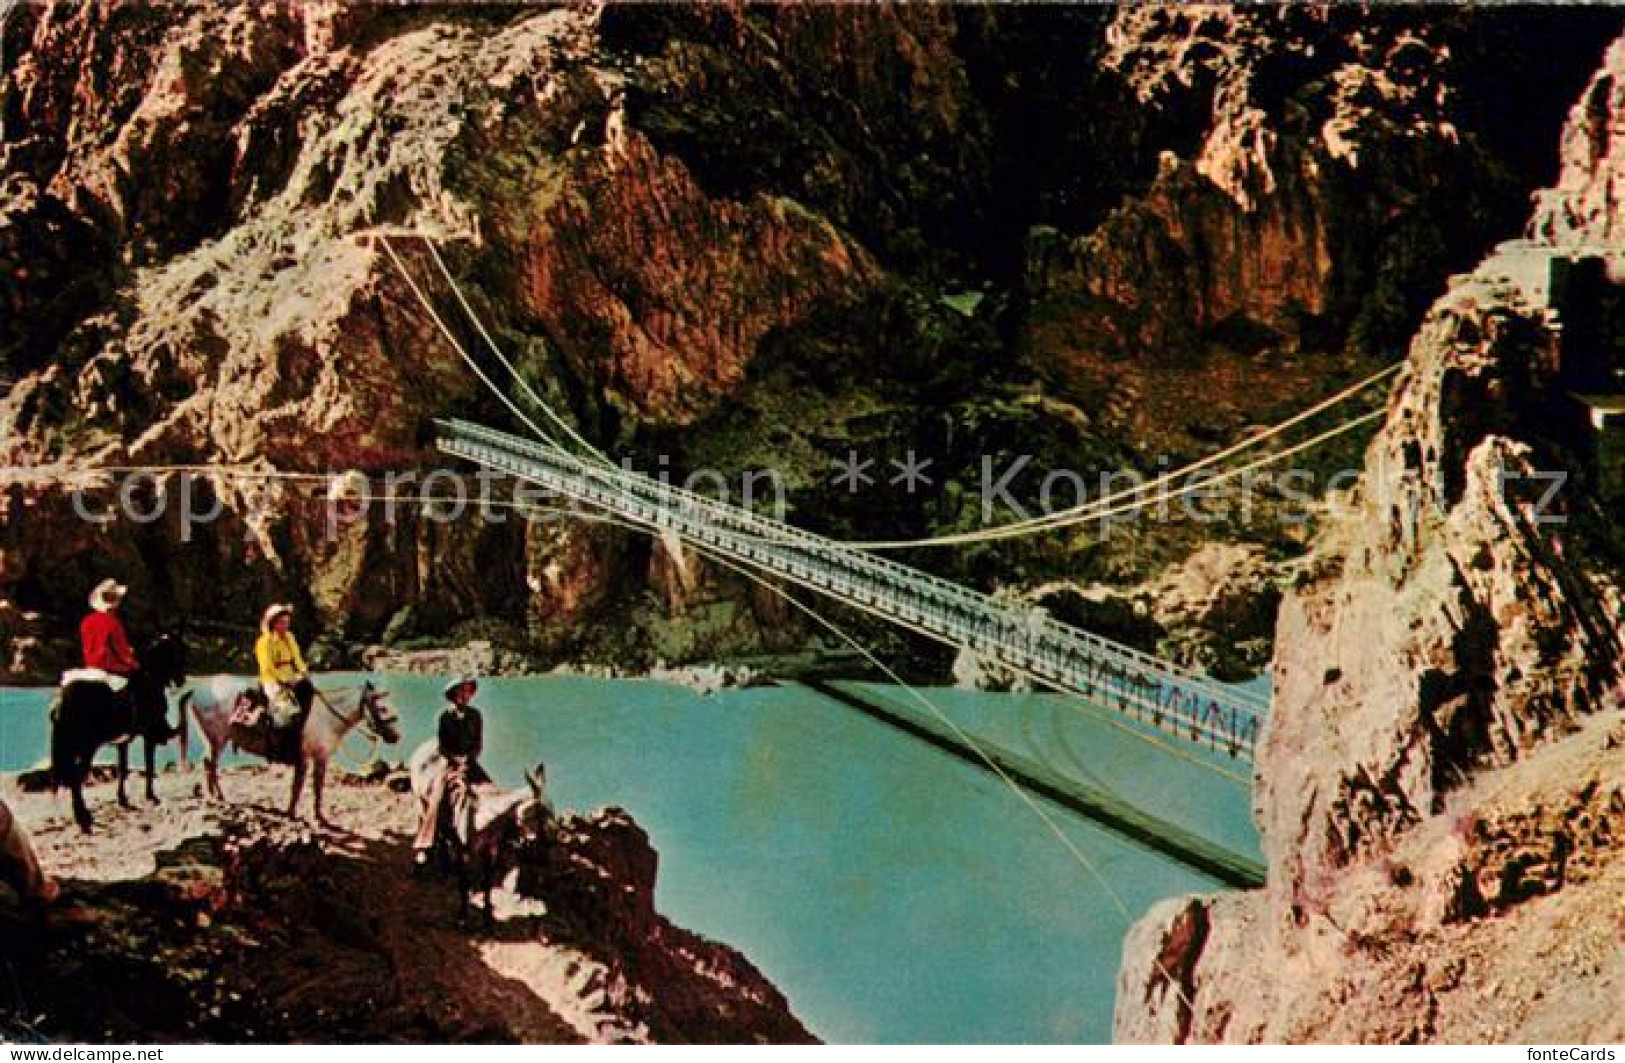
[0,767,813,1044]
[1115,34,1625,1044]
[1531,36,1625,249]
[1119,711,1624,1043]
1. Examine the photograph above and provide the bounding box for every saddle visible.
[60,667,128,693]
[228,687,269,729]
[230,687,304,764]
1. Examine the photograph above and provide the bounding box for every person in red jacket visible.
[80,579,138,677]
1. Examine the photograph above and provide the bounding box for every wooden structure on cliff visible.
[1573,393,1625,505]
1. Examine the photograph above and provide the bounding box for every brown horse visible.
[49,634,188,833]
[409,739,553,923]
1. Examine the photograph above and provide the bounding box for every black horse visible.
[49,633,189,832]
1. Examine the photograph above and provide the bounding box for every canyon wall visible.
[1,4,1616,678]
[1115,36,1625,1044]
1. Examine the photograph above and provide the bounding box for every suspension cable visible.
[848,365,1398,549]
[903,407,1386,547]
[421,237,614,467]
[407,232,1394,550]
[379,236,568,454]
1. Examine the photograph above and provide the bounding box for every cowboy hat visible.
[88,579,128,611]
[443,674,479,700]
[260,602,294,632]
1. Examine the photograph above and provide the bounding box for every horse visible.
[0,795,58,906]
[49,633,189,833]
[182,677,401,827]
[408,739,552,924]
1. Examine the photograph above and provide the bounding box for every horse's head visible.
[143,633,189,689]
[359,680,401,744]
[515,764,555,843]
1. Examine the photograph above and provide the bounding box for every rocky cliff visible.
[0,4,1617,679]
[1115,35,1625,1044]
[0,766,814,1044]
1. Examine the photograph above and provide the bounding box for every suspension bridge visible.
[366,221,1405,889]
[1,225,1399,886]
[436,416,1276,884]
[437,417,1269,759]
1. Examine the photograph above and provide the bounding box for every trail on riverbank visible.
[0,766,814,1044]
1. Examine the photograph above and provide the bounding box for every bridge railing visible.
[437,420,1266,758]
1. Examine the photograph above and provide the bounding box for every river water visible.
[0,674,1261,1043]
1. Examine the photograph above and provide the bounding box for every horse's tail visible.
[178,690,193,771]
[49,692,74,792]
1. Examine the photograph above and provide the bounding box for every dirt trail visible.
[0,766,812,1044]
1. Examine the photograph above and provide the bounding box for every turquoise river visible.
[0,673,1263,1043]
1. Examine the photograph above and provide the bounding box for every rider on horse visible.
[412,675,490,867]
[79,579,137,685]
[255,603,315,762]
[55,582,188,828]
[74,579,182,741]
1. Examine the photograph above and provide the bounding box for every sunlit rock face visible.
[0,769,815,1044]
[0,3,894,667]
[1530,36,1625,249]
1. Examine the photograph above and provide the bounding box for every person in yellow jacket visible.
[255,603,315,762]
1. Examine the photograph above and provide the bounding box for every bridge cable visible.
[379,236,570,456]
[965,406,1386,540]
[420,238,615,468]
[846,364,1399,549]
[408,232,1397,551]
[382,241,818,552]
[384,239,1269,748]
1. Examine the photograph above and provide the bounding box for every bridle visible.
[314,683,397,741]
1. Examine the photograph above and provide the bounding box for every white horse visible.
[0,794,58,905]
[182,677,401,826]
[409,740,553,922]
